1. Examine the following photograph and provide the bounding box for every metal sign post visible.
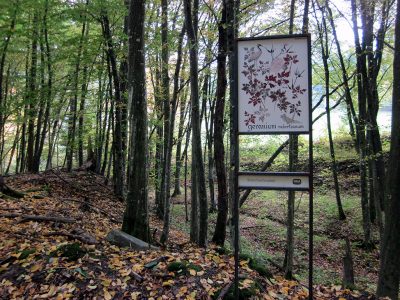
[233,34,313,299]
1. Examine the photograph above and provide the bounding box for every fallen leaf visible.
[189,269,196,276]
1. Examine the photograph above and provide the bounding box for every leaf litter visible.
[0,171,383,299]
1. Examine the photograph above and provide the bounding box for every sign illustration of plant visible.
[241,43,307,126]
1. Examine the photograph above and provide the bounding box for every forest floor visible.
[170,137,386,298]
[0,168,382,299]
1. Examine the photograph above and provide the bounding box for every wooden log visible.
[44,230,97,245]
[0,213,75,223]
[0,176,25,199]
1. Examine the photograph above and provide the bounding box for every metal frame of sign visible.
[233,34,314,300]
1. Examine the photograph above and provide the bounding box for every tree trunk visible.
[122,0,150,242]
[212,0,228,246]
[363,0,389,217]
[376,0,400,297]
[205,81,216,213]
[101,12,125,198]
[33,31,46,173]
[284,0,297,280]
[101,86,113,176]
[342,238,355,288]
[26,13,39,173]
[66,2,88,172]
[160,23,185,244]
[350,0,371,247]
[78,21,90,167]
[37,3,52,172]
[6,124,19,175]
[315,1,346,220]
[184,0,208,247]
[326,2,358,151]
[19,41,31,173]
[159,0,170,228]
[227,0,238,251]
[0,3,17,154]
[95,63,106,174]
[173,85,189,196]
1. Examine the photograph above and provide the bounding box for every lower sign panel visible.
[238,172,310,190]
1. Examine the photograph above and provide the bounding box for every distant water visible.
[312,102,392,139]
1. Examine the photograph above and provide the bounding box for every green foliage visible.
[215,246,230,255]
[51,242,86,261]
[167,260,202,275]
[167,261,187,273]
[18,248,36,260]
[187,262,203,272]
[213,279,262,300]
[239,253,272,278]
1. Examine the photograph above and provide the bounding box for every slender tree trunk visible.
[159,0,170,226]
[26,13,39,173]
[0,65,11,167]
[101,76,113,176]
[183,113,192,223]
[95,65,106,173]
[326,2,359,151]
[33,31,46,172]
[173,84,189,196]
[376,1,400,297]
[184,145,189,222]
[161,24,185,244]
[0,4,17,153]
[315,2,346,220]
[184,0,208,247]
[204,79,216,213]
[66,2,88,172]
[363,0,389,217]
[6,124,20,175]
[153,55,164,218]
[101,12,125,198]
[46,86,68,170]
[190,158,199,243]
[227,0,238,250]
[78,22,90,167]
[35,2,52,172]
[212,0,228,246]
[350,0,371,247]
[19,41,31,174]
[284,0,297,280]
[368,0,391,218]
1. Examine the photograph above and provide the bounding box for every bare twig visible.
[217,282,233,300]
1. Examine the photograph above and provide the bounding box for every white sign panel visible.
[238,36,310,133]
[238,173,310,190]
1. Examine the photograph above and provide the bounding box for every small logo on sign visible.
[293,179,302,185]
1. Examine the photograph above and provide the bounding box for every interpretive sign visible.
[238,172,310,190]
[233,34,314,300]
[238,36,310,134]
